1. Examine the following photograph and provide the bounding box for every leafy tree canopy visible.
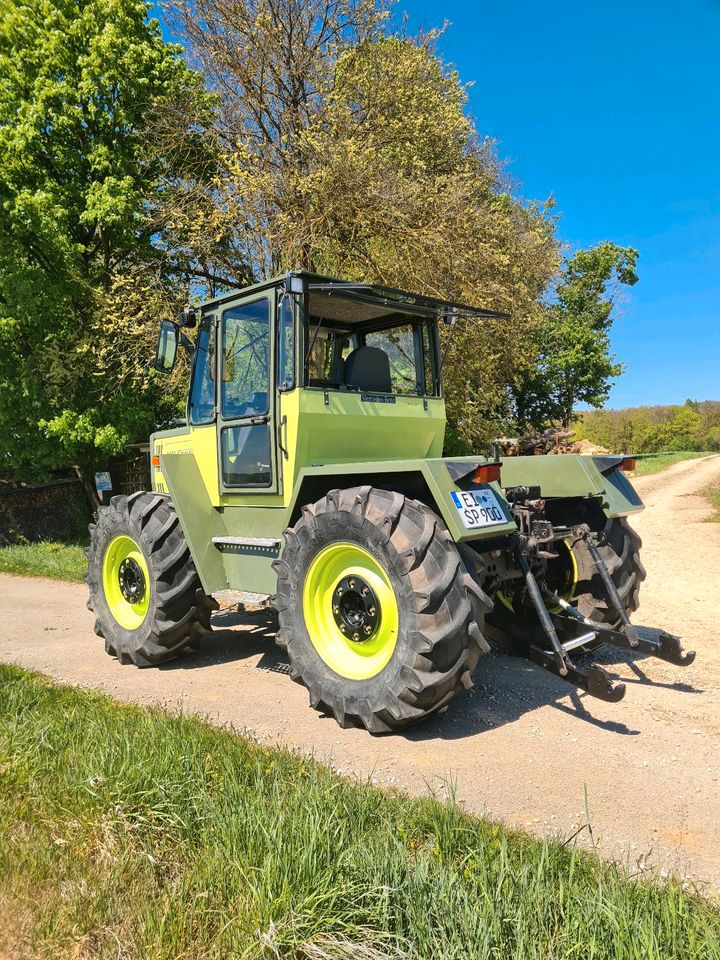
[161,0,560,447]
[1,0,643,489]
[576,399,719,454]
[0,0,203,488]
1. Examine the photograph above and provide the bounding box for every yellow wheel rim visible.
[498,538,578,614]
[102,535,151,630]
[302,542,399,680]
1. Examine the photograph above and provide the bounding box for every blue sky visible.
[156,1,720,408]
[402,0,720,407]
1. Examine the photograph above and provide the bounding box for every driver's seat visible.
[343,346,392,393]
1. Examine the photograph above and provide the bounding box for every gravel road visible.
[2,455,719,890]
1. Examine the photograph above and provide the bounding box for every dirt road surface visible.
[2,456,719,890]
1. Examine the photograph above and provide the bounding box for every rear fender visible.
[287,458,518,543]
[499,454,644,518]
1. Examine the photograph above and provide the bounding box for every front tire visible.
[86,492,216,666]
[272,486,491,733]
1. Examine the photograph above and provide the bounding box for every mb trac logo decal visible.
[361,394,396,404]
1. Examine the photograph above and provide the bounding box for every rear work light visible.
[619,457,637,472]
[472,463,501,484]
[151,455,161,467]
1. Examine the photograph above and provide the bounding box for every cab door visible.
[217,291,279,495]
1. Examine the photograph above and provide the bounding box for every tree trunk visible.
[562,380,574,429]
[74,465,101,513]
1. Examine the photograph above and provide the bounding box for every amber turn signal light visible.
[151,455,161,467]
[472,463,501,484]
[619,457,637,472]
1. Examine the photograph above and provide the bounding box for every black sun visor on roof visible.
[307,291,404,324]
[305,280,510,324]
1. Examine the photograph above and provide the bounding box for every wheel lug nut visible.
[364,625,372,634]
[336,586,343,595]
[361,586,369,596]
[333,605,339,614]
[353,632,360,641]
[348,579,355,589]
[340,624,346,632]
[368,606,375,615]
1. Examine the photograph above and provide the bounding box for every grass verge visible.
[0,540,86,582]
[704,484,720,522]
[629,451,712,477]
[1,665,718,959]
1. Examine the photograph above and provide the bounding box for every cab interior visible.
[303,289,441,398]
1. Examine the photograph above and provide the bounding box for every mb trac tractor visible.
[86,273,695,732]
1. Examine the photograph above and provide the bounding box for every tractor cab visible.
[153,272,506,507]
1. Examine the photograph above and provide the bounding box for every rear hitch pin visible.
[551,630,597,655]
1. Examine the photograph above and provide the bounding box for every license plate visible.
[451,489,507,529]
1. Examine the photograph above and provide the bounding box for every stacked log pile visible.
[495,428,582,456]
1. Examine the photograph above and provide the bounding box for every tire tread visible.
[273,487,492,733]
[86,492,216,665]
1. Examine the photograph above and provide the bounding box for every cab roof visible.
[200,271,510,324]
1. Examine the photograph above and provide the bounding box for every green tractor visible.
[86,273,695,732]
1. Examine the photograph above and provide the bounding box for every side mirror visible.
[154,319,179,374]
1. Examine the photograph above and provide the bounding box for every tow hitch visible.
[510,530,696,703]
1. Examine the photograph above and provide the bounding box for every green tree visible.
[643,406,704,452]
[162,1,560,448]
[578,401,720,454]
[513,242,639,429]
[0,0,204,495]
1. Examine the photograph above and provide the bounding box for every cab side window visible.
[221,299,270,418]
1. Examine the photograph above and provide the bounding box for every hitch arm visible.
[584,534,640,647]
[579,618,695,667]
[511,534,569,676]
[605,626,696,666]
[541,586,696,667]
[527,645,626,703]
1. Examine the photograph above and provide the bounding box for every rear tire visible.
[568,517,645,626]
[272,486,491,733]
[86,492,216,666]
[487,516,645,644]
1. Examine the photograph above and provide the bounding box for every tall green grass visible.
[0,540,86,581]
[1,665,718,959]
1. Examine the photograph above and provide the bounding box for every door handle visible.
[250,415,269,425]
[278,414,289,460]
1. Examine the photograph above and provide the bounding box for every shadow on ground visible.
[159,608,703,741]
[159,608,289,676]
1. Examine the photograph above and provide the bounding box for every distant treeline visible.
[575,400,720,454]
